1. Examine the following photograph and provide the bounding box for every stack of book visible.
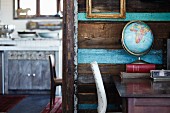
[120,64,156,78]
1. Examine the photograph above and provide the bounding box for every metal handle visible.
[33,74,36,77]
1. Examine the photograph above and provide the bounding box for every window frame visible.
[13,0,62,19]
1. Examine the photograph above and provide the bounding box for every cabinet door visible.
[31,60,50,90]
[8,59,19,90]
[31,60,43,89]
[8,60,32,90]
[18,60,32,90]
[41,60,50,89]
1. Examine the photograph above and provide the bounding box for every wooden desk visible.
[114,76,170,113]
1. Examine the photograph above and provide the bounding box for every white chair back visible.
[49,54,55,67]
[91,61,107,113]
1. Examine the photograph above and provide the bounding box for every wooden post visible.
[62,0,76,112]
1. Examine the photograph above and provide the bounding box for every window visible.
[14,0,63,19]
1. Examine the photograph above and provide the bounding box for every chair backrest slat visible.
[91,61,107,113]
[49,54,57,81]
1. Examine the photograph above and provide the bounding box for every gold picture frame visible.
[86,0,126,18]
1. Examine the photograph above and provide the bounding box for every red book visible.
[126,64,156,73]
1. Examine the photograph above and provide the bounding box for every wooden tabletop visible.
[114,76,170,98]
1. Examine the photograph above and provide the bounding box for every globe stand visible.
[132,57,149,64]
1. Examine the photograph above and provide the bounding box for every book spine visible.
[126,64,156,73]
[120,72,150,78]
[121,74,150,79]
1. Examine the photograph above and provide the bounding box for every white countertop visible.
[0,46,60,51]
[0,38,62,51]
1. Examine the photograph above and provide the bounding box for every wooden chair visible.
[49,54,62,110]
[91,61,122,113]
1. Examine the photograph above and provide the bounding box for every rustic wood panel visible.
[78,84,117,93]
[78,74,114,84]
[78,92,121,104]
[78,22,170,49]
[78,22,125,49]
[78,0,170,12]
[78,64,125,75]
[78,84,121,104]
[78,64,162,76]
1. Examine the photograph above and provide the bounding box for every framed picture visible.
[86,0,126,18]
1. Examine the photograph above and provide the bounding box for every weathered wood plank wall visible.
[78,0,170,12]
[78,22,170,49]
[77,0,170,113]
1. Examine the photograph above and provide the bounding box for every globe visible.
[122,20,154,57]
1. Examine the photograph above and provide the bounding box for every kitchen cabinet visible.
[4,51,55,94]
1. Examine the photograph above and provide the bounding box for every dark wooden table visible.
[114,76,170,113]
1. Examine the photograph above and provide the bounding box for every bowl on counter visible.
[18,31,37,38]
[38,32,59,38]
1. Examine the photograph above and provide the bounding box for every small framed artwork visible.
[86,0,126,19]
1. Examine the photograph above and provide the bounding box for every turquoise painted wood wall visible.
[78,13,170,21]
[78,104,120,110]
[78,49,162,64]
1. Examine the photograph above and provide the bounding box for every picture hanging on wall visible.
[86,0,126,19]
